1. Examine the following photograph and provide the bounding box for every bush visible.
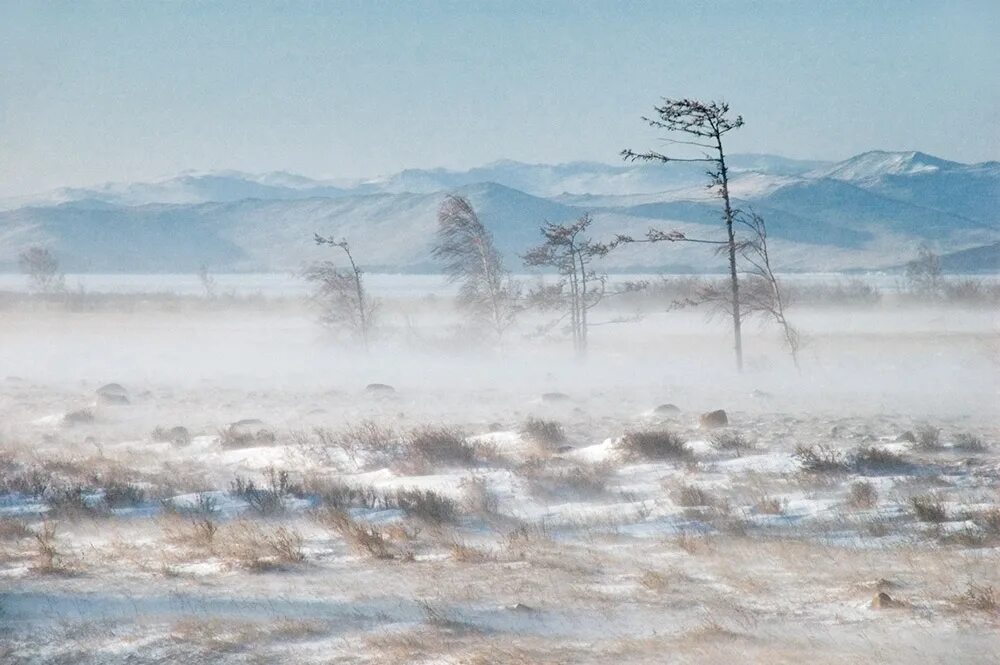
[914,426,942,451]
[224,521,305,571]
[229,469,298,516]
[394,488,459,524]
[752,496,785,515]
[954,433,988,452]
[911,495,947,523]
[671,484,714,507]
[519,459,609,500]
[793,444,847,473]
[218,423,276,449]
[972,508,1000,535]
[45,484,103,517]
[710,430,753,456]
[317,509,397,560]
[618,430,692,461]
[407,426,477,467]
[960,584,997,613]
[101,480,146,508]
[303,477,390,511]
[848,481,878,509]
[850,446,906,473]
[32,521,64,573]
[521,417,567,447]
[152,426,191,446]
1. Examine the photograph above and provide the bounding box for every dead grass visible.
[315,508,401,560]
[958,584,997,613]
[911,494,948,523]
[31,520,69,574]
[521,417,567,449]
[220,520,305,571]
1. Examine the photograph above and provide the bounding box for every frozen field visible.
[1,275,998,663]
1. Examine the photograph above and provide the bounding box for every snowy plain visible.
[0,273,997,663]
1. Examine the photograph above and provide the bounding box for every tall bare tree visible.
[622,98,746,371]
[433,195,520,342]
[307,235,378,349]
[523,213,608,358]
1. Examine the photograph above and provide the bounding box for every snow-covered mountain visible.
[0,151,996,273]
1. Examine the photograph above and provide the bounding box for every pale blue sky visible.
[1,1,997,196]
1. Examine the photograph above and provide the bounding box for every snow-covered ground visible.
[0,280,997,663]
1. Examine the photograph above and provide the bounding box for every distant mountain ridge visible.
[0,151,997,273]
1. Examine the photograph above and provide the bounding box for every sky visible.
[1,0,997,197]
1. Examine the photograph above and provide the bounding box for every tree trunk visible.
[717,141,743,373]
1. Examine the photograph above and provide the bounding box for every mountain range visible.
[1,150,997,273]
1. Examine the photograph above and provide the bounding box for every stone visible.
[654,404,681,416]
[96,383,130,405]
[699,410,728,428]
[365,383,395,394]
[871,592,903,609]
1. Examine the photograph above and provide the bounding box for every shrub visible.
[460,476,500,515]
[0,517,31,541]
[672,484,714,507]
[793,444,847,473]
[914,426,942,451]
[32,521,64,573]
[848,481,878,509]
[394,488,459,524]
[161,514,219,551]
[317,509,397,560]
[229,470,296,516]
[101,480,146,508]
[911,495,947,523]
[710,430,753,456]
[972,508,1000,535]
[519,459,610,500]
[218,423,276,449]
[152,426,191,446]
[850,446,906,473]
[752,496,785,515]
[45,484,103,517]
[224,521,305,571]
[954,433,988,452]
[521,417,567,447]
[960,585,997,613]
[407,426,477,467]
[339,420,400,464]
[618,430,692,461]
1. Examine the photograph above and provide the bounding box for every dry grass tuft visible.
[221,521,305,571]
[316,508,400,560]
[910,495,947,523]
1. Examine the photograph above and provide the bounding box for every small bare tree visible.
[735,212,801,369]
[18,246,65,294]
[904,243,943,298]
[307,235,378,349]
[523,213,608,358]
[623,98,745,371]
[433,195,520,342]
[197,264,217,299]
